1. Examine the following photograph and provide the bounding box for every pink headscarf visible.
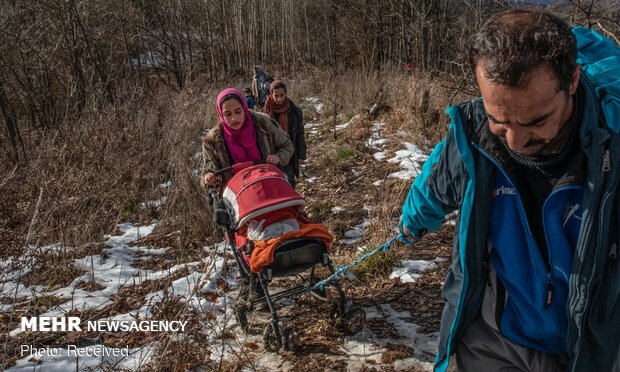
[216,88,262,167]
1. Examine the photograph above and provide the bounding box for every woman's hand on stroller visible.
[204,172,219,185]
[266,154,280,165]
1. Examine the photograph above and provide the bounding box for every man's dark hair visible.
[469,10,577,91]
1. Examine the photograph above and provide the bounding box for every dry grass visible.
[0,64,471,255]
[0,83,219,255]
[288,65,470,147]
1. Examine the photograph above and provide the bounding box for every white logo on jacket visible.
[492,186,517,197]
[563,203,582,227]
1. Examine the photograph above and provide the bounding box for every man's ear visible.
[569,65,581,95]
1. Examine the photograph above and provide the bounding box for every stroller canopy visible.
[222,164,304,228]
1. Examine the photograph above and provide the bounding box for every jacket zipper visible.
[545,273,554,308]
[610,242,618,259]
[602,148,611,171]
[568,146,611,368]
[539,177,584,352]
[541,185,583,310]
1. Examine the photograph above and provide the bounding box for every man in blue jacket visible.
[400,10,620,371]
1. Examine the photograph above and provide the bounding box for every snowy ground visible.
[2,218,439,371]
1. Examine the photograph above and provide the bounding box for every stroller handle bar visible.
[213,159,266,176]
[209,159,267,206]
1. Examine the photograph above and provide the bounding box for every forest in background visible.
[1,0,619,250]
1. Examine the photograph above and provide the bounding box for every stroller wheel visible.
[263,324,280,351]
[282,326,301,351]
[329,302,344,330]
[343,305,366,335]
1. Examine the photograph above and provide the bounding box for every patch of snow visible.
[331,206,345,214]
[139,197,167,210]
[345,230,363,239]
[390,257,448,283]
[366,122,389,150]
[303,96,324,113]
[341,337,385,369]
[342,303,438,371]
[304,122,320,136]
[136,247,168,256]
[367,138,389,148]
[371,122,385,131]
[340,220,371,245]
[335,121,350,130]
[305,176,318,183]
[373,151,387,161]
[387,142,428,180]
[372,180,384,186]
[445,210,458,226]
[106,222,157,247]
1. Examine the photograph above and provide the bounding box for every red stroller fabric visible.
[222,164,304,229]
[221,163,333,273]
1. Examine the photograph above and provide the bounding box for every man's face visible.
[272,88,287,105]
[476,62,579,156]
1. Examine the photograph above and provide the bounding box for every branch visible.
[596,21,620,46]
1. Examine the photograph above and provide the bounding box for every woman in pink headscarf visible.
[201,88,293,189]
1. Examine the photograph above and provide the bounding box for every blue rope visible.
[310,233,410,291]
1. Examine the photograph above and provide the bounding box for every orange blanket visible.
[249,223,333,273]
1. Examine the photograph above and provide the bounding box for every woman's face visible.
[220,98,245,130]
[272,88,287,105]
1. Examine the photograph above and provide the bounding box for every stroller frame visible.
[211,192,364,351]
[208,162,364,351]
[224,219,363,351]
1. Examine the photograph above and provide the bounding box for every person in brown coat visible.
[201,87,293,191]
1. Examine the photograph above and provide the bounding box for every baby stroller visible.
[210,161,365,351]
